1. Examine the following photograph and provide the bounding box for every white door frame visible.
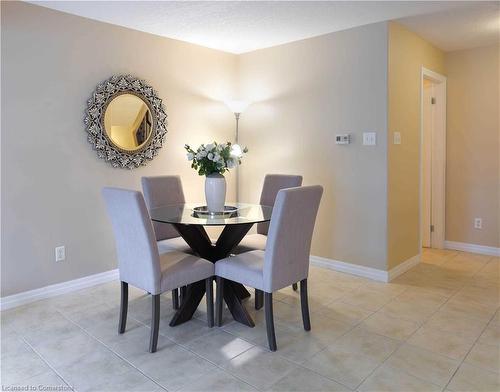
[420,67,447,249]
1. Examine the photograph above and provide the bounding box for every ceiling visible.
[399,2,499,51]
[32,1,499,54]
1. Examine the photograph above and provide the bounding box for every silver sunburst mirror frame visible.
[84,75,168,169]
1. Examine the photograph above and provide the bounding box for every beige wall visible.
[238,23,389,270]
[1,2,237,296]
[387,22,445,269]
[445,44,499,247]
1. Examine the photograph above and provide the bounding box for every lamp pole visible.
[224,100,250,205]
[234,112,241,202]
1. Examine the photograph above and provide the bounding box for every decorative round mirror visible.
[84,75,167,169]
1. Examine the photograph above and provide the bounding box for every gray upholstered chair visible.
[234,174,303,307]
[215,185,323,351]
[141,175,191,309]
[102,187,215,353]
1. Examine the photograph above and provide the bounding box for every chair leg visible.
[206,278,214,327]
[118,281,128,334]
[264,292,277,351]
[215,277,224,327]
[255,289,263,310]
[172,288,179,309]
[300,279,311,331]
[149,294,160,353]
[180,286,187,304]
[292,283,298,291]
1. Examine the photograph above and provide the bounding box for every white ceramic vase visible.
[205,173,226,212]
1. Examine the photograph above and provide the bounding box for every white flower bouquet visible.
[185,142,248,176]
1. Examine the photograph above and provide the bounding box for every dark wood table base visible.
[169,222,255,327]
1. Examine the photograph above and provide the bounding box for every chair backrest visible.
[141,176,185,241]
[257,174,303,235]
[102,187,161,294]
[263,185,323,292]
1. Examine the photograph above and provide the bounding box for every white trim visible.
[0,269,119,311]
[445,241,500,257]
[387,254,421,281]
[310,254,420,283]
[310,255,387,281]
[420,67,447,250]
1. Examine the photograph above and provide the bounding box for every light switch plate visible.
[363,132,376,146]
[393,132,401,145]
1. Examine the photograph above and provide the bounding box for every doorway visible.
[420,68,447,249]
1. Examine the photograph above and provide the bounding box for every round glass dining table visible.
[150,203,273,328]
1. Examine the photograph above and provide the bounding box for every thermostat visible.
[335,134,350,145]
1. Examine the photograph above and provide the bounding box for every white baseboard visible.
[0,269,119,311]
[444,241,500,257]
[1,252,426,311]
[310,255,388,282]
[310,254,420,283]
[387,254,421,281]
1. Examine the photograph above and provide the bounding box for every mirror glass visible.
[104,94,153,151]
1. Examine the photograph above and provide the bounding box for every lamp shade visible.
[224,100,250,114]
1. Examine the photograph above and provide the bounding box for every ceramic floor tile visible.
[478,323,500,346]
[359,311,420,341]
[385,343,460,387]
[340,287,395,312]
[491,310,500,325]
[439,298,497,322]
[177,368,257,392]
[464,342,500,373]
[85,368,163,392]
[30,330,106,369]
[286,312,352,344]
[0,333,32,358]
[132,342,217,391]
[1,348,53,385]
[186,330,255,365]
[447,363,500,392]
[424,308,489,340]
[158,317,214,345]
[331,326,401,362]
[222,346,298,391]
[267,366,351,391]
[302,346,381,389]
[22,313,84,346]
[452,285,500,308]
[314,300,374,325]
[7,370,70,391]
[54,346,134,391]
[106,325,176,364]
[3,248,497,391]
[378,299,438,324]
[358,364,442,392]
[408,326,476,360]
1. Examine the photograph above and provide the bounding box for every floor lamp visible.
[224,100,250,203]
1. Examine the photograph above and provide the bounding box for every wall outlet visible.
[55,246,65,262]
[474,218,482,229]
[363,132,376,146]
[393,131,401,145]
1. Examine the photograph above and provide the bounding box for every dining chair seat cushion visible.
[215,251,265,291]
[159,251,214,293]
[158,237,192,254]
[233,233,267,254]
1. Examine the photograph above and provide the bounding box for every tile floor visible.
[1,249,499,391]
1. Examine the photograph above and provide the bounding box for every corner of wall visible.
[386,21,445,270]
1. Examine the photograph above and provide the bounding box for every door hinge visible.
[431,97,436,105]
[430,225,435,233]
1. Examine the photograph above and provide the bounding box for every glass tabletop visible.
[150,203,273,226]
